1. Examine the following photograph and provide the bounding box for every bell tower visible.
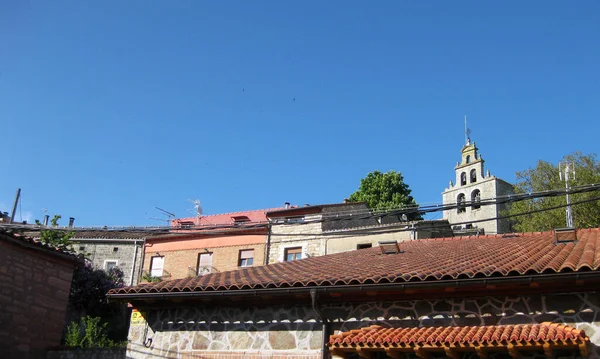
[442,133,514,235]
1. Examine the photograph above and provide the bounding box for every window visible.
[232,216,251,225]
[238,249,254,267]
[471,189,481,209]
[113,247,119,252]
[460,172,467,186]
[150,256,164,277]
[470,169,477,183]
[197,252,213,275]
[357,243,372,250]
[104,260,118,272]
[466,155,471,164]
[457,193,466,213]
[179,221,194,228]
[285,247,302,261]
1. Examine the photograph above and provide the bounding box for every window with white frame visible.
[238,249,254,267]
[150,256,165,277]
[104,260,118,272]
[197,252,213,275]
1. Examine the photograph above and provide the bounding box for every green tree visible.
[506,152,600,232]
[36,215,74,251]
[348,170,422,219]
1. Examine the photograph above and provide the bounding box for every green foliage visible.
[64,316,127,348]
[506,152,600,232]
[36,215,74,251]
[67,262,129,343]
[141,271,162,283]
[348,170,422,220]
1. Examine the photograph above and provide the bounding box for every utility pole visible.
[559,162,576,228]
[9,188,21,224]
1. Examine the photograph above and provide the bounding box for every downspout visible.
[265,222,272,265]
[310,289,330,359]
[130,240,139,286]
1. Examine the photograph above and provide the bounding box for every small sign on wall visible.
[131,309,146,325]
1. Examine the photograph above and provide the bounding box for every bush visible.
[64,316,127,348]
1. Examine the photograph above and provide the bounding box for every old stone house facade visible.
[266,203,452,264]
[442,139,514,235]
[108,227,600,359]
[0,230,81,359]
[70,231,148,286]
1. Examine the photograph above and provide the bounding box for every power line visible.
[2,183,600,236]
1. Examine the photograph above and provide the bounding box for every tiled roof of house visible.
[172,207,289,227]
[109,227,600,296]
[329,323,588,355]
[0,230,81,262]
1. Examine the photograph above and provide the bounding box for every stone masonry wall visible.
[0,239,77,359]
[73,240,143,286]
[126,292,600,359]
[127,304,323,359]
[269,214,323,264]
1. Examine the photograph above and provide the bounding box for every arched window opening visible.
[466,155,471,164]
[460,172,467,186]
[457,194,466,213]
[471,190,481,210]
[470,169,477,183]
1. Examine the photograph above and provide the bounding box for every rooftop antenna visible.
[155,207,175,218]
[559,161,576,227]
[189,199,203,217]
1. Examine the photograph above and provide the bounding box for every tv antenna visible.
[559,162,576,227]
[189,199,203,217]
[155,207,175,218]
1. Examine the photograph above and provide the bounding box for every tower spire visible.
[464,115,471,145]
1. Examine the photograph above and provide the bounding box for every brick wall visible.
[0,238,78,359]
[142,243,266,281]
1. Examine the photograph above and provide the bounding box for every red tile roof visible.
[108,227,600,296]
[328,323,589,356]
[171,207,289,227]
[329,323,587,347]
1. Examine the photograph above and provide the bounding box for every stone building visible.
[108,227,600,359]
[70,231,148,286]
[442,138,514,235]
[0,230,81,359]
[266,203,452,264]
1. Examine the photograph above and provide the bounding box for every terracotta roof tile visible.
[328,323,588,348]
[0,230,81,262]
[109,227,600,296]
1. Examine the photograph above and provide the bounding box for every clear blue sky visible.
[1,1,598,226]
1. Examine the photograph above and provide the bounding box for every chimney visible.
[343,198,349,203]
[43,215,49,226]
[68,217,75,228]
[284,202,290,209]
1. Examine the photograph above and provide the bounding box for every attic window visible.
[554,228,577,244]
[378,241,402,254]
[179,221,194,228]
[232,216,251,225]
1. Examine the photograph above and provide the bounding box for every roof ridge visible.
[175,207,287,221]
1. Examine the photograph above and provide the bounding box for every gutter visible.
[311,289,330,359]
[107,271,600,301]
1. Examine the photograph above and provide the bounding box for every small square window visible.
[238,249,254,267]
[284,247,302,262]
[105,260,118,272]
[113,247,119,252]
[79,246,86,251]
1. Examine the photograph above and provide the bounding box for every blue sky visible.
[1,1,598,226]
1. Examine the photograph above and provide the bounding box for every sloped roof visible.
[172,207,288,227]
[329,323,588,356]
[0,230,81,263]
[109,227,600,297]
